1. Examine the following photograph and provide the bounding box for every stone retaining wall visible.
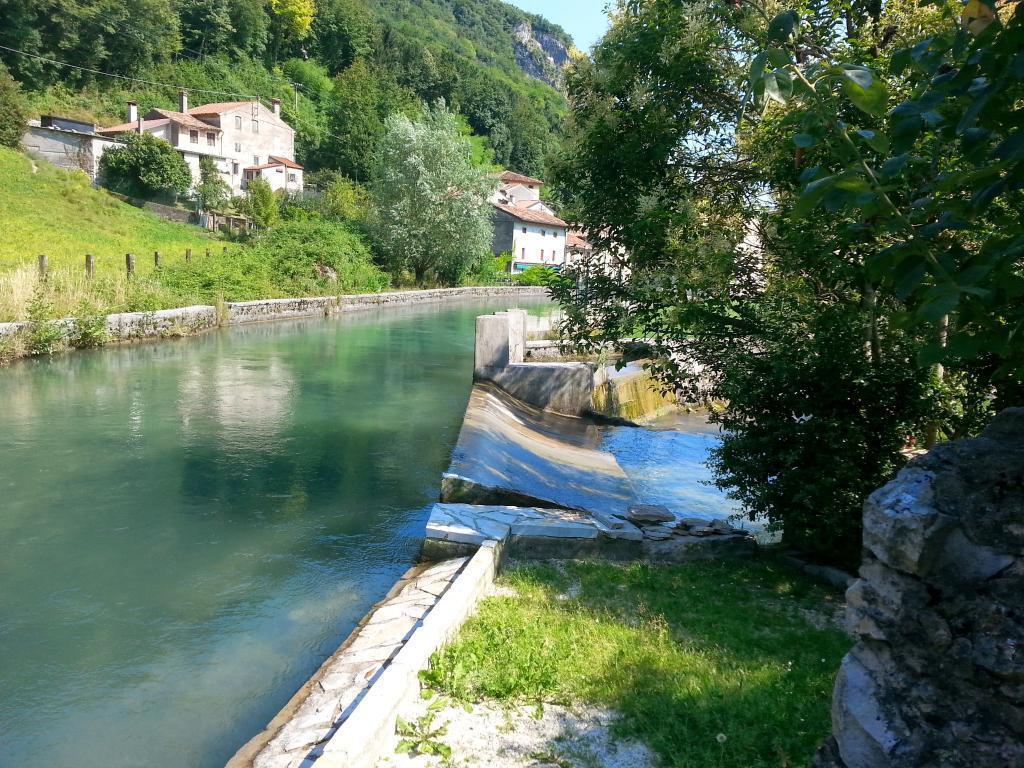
[814,407,1024,768]
[0,286,548,359]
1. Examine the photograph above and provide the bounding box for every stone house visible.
[95,90,303,196]
[489,171,570,273]
[23,115,125,178]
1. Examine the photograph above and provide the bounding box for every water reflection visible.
[0,298,552,768]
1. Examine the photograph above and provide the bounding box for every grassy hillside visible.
[0,147,221,271]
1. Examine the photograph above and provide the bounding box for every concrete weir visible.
[229,308,754,768]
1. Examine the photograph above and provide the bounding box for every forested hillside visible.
[0,0,573,178]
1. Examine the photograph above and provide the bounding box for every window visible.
[288,173,297,182]
[522,226,526,233]
[234,142,241,153]
[252,120,259,133]
[542,229,547,236]
[232,162,239,175]
[235,115,242,129]
[521,247,525,259]
[206,132,216,146]
[541,250,545,260]
[189,129,198,143]
[253,156,259,166]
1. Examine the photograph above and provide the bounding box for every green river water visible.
[0,298,552,768]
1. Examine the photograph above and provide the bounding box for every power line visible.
[1,42,352,145]
[0,44,256,99]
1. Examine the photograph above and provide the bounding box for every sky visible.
[506,0,613,52]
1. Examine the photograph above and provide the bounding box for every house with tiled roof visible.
[96,91,303,196]
[488,172,570,273]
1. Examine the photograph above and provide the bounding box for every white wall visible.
[510,222,567,271]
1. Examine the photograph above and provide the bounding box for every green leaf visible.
[793,133,817,148]
[765,48,792,68]
[841,67,889,116]
[854,129,890,153]
[763,69,793,104]
[920,284,960,321]
[767,10,800,43]
[395,716,413,735]
[748,52,767,86]
[792,174,837,218]
[880,153,909,178]
[395,740,416,754]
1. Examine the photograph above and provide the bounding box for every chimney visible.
[272,98,281,117]
[127,101,138,124]
[178,89,188,113]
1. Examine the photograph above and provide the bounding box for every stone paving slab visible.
[233,558,469,768]
[426,503,605,550]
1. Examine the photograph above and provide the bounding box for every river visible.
[0,298,552,768]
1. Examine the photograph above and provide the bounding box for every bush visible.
[99,133,192,200]
[240,178,280,228]
[514,265,553,286]
[68,303,109,349]
[247,220,389,294]
[0,63,28,149]
[159,220,388,300]
[26,286,65,356]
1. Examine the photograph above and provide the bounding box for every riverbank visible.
[400,557,850,768]
[0,286,548,364]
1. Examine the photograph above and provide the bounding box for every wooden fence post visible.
[223,246,228,254]
[185,248,192,263]
[154,251,161,268]
[85,254,94,278]
[126,253,135,278]
[38,254,48,280]
[206,248,211,258]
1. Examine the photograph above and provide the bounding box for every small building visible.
[489,171,569,273]
[95,91,303,196]
[22,116,124,179]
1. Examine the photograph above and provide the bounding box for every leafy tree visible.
[193,156,231,212]
[269,0,314,58]
[322,175,372,222]
[319,59,416,180]
[547,0,1020,567]
[371,103,495,285]
[0,62,28,149]
[228,0,270,57]
[178,0,235,56]
[0,0,181,87]
[311,0,377,74]
[99,132,192,199]
[241,177,280,228]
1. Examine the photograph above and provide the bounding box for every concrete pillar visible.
[272,98,281,116]
[474,314,512,379]
[178,90,188,113]
[127,101,138,124]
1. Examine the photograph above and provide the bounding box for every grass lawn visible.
[422,558,851,768]
[0,147,222,275]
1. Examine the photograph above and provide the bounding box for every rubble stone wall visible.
[814,407,1024,768]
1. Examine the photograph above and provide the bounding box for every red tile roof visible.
[492,201,567,227]
[269,155,303,170]
[96,118,170,136]
[567,231,593,250]
[491,170,545,186]
[187,101,257,116]
[149,108,221,132]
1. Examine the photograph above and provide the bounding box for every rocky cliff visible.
[513,21,573,89]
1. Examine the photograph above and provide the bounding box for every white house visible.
[489,171,570,273]
[96,91,303,195]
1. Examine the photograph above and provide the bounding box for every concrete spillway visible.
[440,383,637,523]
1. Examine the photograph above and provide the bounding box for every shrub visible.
[246,220,388,294]
[99,133,192,200]
[514,266,553,286]
[68,303,109,349]
[240,178,280,228]
[0,63,28,149]
[26,286,65,356]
